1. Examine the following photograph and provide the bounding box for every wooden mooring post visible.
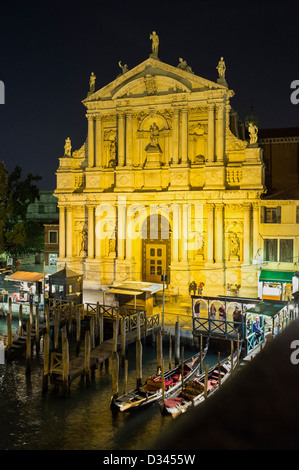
[26,320,31,376]
[121,317,126,366]
[200,334,203,374]
[111,314,119,400]
[168,332,172,370]
[156,328,162,373]
[6,307,12,358]
[76,307,81,356]
[175,316,180,365]
[42,332,50,393]
[123,359,128,394]
[61,326,70,396]
[54,309,60,351]
[136,312,142,387]
[18,304,23,337]
[204,364,209,399]
[35,304,40,353]
[84,330,91,384]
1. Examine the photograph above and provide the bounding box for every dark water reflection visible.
[0,338,217,450]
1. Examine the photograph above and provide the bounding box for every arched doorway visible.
[142,214,171,284]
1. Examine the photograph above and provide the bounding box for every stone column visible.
[252,203,259,261]
[243,204,251,264]
[181,109,188,165]
[59,206,66,258]
[172,204,180,261]
[206,204,214,262]
[66,206,73,258]
[216,103,225,163]
[215,204,224,262]
[95,211,101,259]
[181,204,189,261]
[117,112,125,167]
[207,104,215,162]
[126,211,132,259]
[125,111,133,166]
[88,206,95,259]
[117,200,126,260]
[95,115,102,167]
[172,108,179,164]
[88,114,95,167]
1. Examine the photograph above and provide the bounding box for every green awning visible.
[245,301,286,317]
[259,270,294,283]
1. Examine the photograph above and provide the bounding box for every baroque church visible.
[54,33,265,298]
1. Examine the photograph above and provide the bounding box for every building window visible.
[296,206,299,223]
[280,239,293,262]
[49,231,58,244]
[260,206,281,223]
[264,238,293,262]
[264,239,278,262]
[38,204,45,214]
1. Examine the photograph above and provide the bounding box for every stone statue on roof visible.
[118,61,128,74]
[217,57,226,79]
[177,57,194,74]
[64,137,72,157]
[248,122,258,145]
[89,72,96,93]
[150,31,159,57]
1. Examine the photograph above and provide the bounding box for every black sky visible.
[0,0,298,190]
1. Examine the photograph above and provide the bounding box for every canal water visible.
[0,328,220,451]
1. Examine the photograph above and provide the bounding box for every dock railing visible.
[193,316,244,339]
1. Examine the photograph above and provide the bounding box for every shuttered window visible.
[260,206,281,223]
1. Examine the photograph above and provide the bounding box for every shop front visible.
[258,270,299,301]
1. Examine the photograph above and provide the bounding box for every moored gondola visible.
[110,339,209,413]
[160,347,240,418]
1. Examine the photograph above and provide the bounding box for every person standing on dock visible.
[253,316,263,338]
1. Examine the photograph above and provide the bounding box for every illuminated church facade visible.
[54,35,266,298]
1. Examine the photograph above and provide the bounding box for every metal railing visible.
[193,316,244,339]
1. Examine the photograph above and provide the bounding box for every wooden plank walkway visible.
[50,325,158,386]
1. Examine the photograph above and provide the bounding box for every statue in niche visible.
[108,139,117,167]
[89,72,96,93]
[80,226,88,254]
[177,57,193,74]
[150,31,159,57]
[248,122,258,145]
[229,232,240,259]
[64,137,72,157]
[149,122,159,147]
[118,61,128,74]
[216,57,226,79]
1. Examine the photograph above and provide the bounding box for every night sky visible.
[0,0,298,191]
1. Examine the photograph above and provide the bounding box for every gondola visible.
[110,339,209,413]
[160,347,240,418]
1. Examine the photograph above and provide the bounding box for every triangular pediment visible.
[82,57,228,104]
